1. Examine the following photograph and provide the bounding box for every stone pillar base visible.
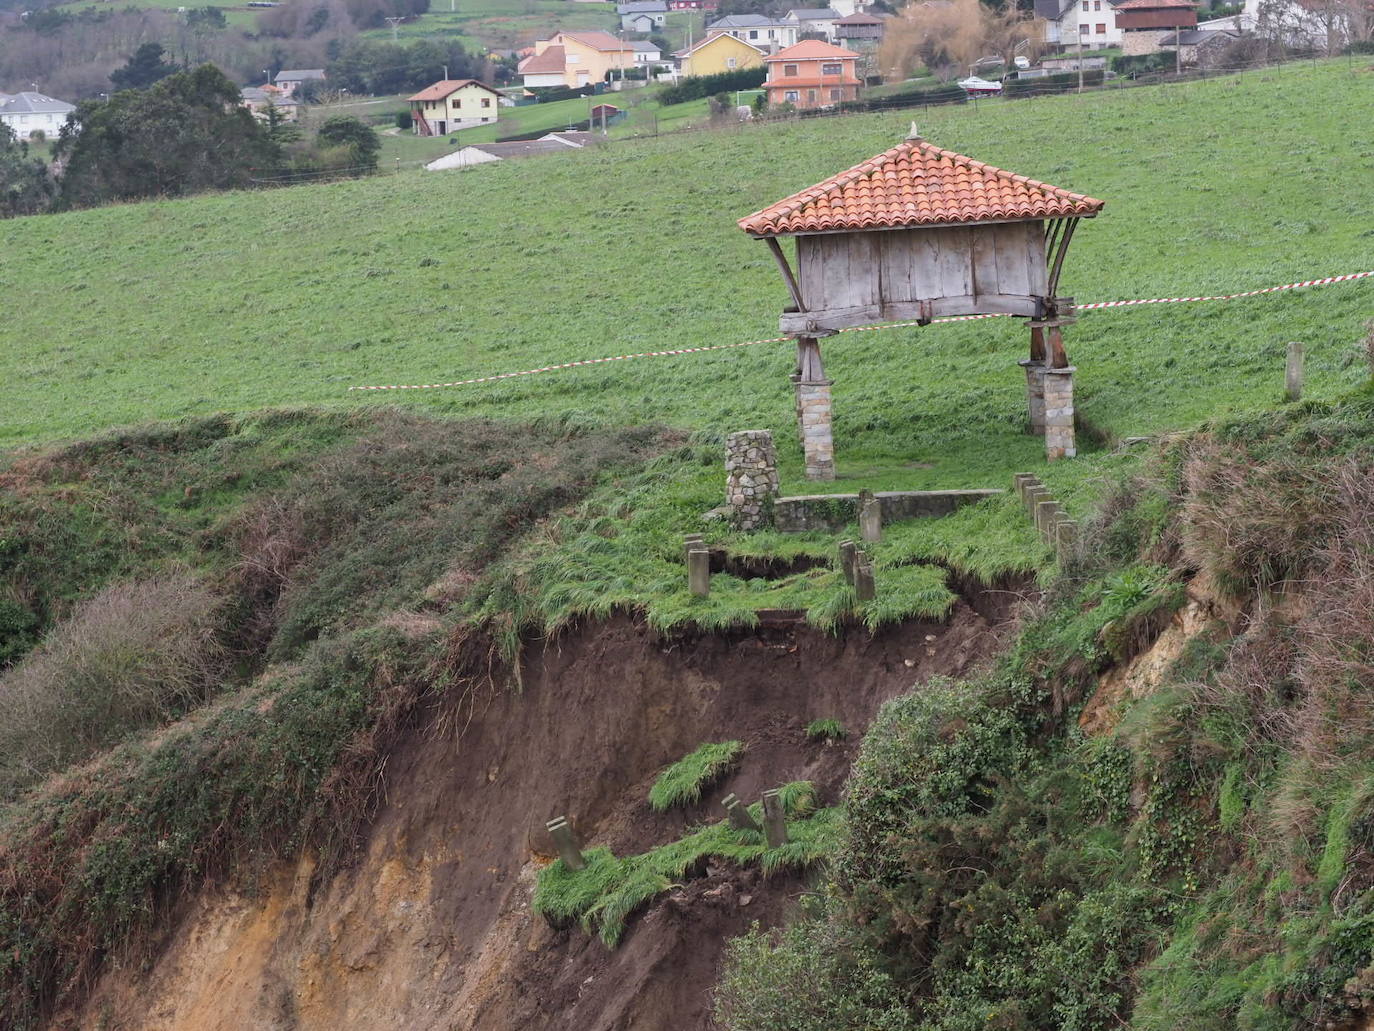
[794,377,835,481]
[1044,366,1076,461]
[725,430,780,529]
[1019,359,1046,436]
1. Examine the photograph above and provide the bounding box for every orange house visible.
[763,40,861,110]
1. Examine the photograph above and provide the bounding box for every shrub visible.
[648,740,745,811]
[658,67,766,106]
[395,110,413,130]
[0,572,227,798]
[805,718,846,742]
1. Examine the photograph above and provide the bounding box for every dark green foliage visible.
[57,65,280,209]
[658,67,767,106]
[109,42,179,91]
[1003,69,1106,95]
[396,110,413,131]
[0,125,54,218]
[315,115,381,172]
[326,38,481,94]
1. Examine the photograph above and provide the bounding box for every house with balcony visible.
[785,7,843,40]
[408,79,502,136]
[706,14,800,51]
[763,39,861,109]
[519,30,637,88]
[834,10,884,48]
[1033,0,1125,48]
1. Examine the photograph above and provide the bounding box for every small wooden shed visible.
[738,127,1104,477]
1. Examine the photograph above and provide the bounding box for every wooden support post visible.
[688,544,711,597]
[1285,341,1304,401]
[1046,324,1069,369]
[546,817,585,871]
[859,489,882,543]
[838,540,857,585]
[761,789,788,848]
[854,554,876,602]
[722,793,760,832]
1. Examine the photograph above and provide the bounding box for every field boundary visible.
[346,269,1374,392]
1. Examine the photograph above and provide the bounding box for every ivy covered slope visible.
[0,409,665,1030]
[717,387,1374,1031]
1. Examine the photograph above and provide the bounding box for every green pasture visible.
[361,0,615,50]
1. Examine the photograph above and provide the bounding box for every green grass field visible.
[4,60,1373,625]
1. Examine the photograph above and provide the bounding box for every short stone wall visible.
[773,489,1002,534]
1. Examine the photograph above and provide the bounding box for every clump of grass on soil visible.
[805,718,846,742]
[648,740,745,811]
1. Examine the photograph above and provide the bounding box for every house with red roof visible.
[762,39,861,109]
[407,80,502,137]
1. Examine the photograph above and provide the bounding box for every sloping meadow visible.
[0,409,666,1028]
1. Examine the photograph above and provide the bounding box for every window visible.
[1079,23,1089,32]
[784,63,798,75]
[1096,21,1106,31]
[784,89,799,101]
[1081,1,1088,10]
[829,88,842,99]
[807,89,817,101]
[748,29,758,38]
[727,56,737,68]
[481,97,491,107]
[821,62,842,75]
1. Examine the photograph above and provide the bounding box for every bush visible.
[648,740,744,811]
[0,572,227,797]
[1112,52,1171,76]
[805,718,846,741]
[1004,69,1105,96]
[658,67,766,106]
[395,110,413,130]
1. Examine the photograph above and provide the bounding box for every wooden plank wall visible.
[796,222,1048,316]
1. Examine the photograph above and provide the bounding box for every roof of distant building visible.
[738,134,1104,237]
[275,68,325,82]
[1114,0,1196,8]
[408,78,500,102]
[834,10,884,22]
[788,7,841,18]
[675,31,768,56]
[1159,25,1236,42]
[763,39,860,60]
[519,46,568,74]
[708,13,783,26]
[0,91,76,116]
[631,39,662,51]
[559,29,636,51]
[617,0,668,11]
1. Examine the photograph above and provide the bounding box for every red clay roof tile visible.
[738,136,1104,236]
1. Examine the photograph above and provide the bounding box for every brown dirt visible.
[58,593,1020,1031]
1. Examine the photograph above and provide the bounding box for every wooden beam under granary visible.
[738,126,1105,476]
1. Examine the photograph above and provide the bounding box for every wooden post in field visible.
[854,553,876,602]
[688,543,711,597]
[761,789,789,848]
[683,533,704,557]
[838,540,857,584]
[546,817,585,871]
[859,489,882,543]
[1285,341,1304,401]
[722,793,760,831]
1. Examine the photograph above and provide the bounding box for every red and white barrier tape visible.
[348,269,1374,392]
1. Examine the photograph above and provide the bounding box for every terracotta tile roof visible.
[738,135,1104,237]
[763,39,861,60]
[408,79,499,102]
[519,46,566,74]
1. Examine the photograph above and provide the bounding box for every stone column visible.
[1043,367,1076,461]
[793,376,835,481]
[1019,359,1047,435]
[725,430,780,530]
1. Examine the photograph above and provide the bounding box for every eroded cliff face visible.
[56,598,1018,1031]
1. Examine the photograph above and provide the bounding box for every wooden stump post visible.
[859,489,882,543]
[761,789,789,848]
[854,554,876,602]
[1285,341,1304,401]
[722,792,760,832]
[683,533,704,557]
[688,544,711,597]
[838,540,857,585]
[546,817,585,871]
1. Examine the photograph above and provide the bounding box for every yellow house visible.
[408,79,502,136]
[519,31,636,89]
[677,32,767,78]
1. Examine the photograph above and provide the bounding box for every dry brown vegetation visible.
[878,0,1043,81]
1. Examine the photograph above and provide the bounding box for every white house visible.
[706,14,800,50]
[829,0,873,16]
[631,39,664,65]
[1034,0,1125,47]
[0,91,76,141]
[785,7,843,41]
[618,0,668,30]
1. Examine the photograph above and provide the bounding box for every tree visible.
[110,42,180,90]
[57,64,280,209]
[0,125,54,218]
[878,0,1041,80]
[315,115,380,171]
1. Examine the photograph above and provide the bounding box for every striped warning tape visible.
[347,269,1374,392]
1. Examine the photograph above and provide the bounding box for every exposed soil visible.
[58,589,1023,1031]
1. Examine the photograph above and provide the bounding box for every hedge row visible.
[658,66,767,106]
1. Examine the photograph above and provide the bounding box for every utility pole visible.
[386,15,403,41]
